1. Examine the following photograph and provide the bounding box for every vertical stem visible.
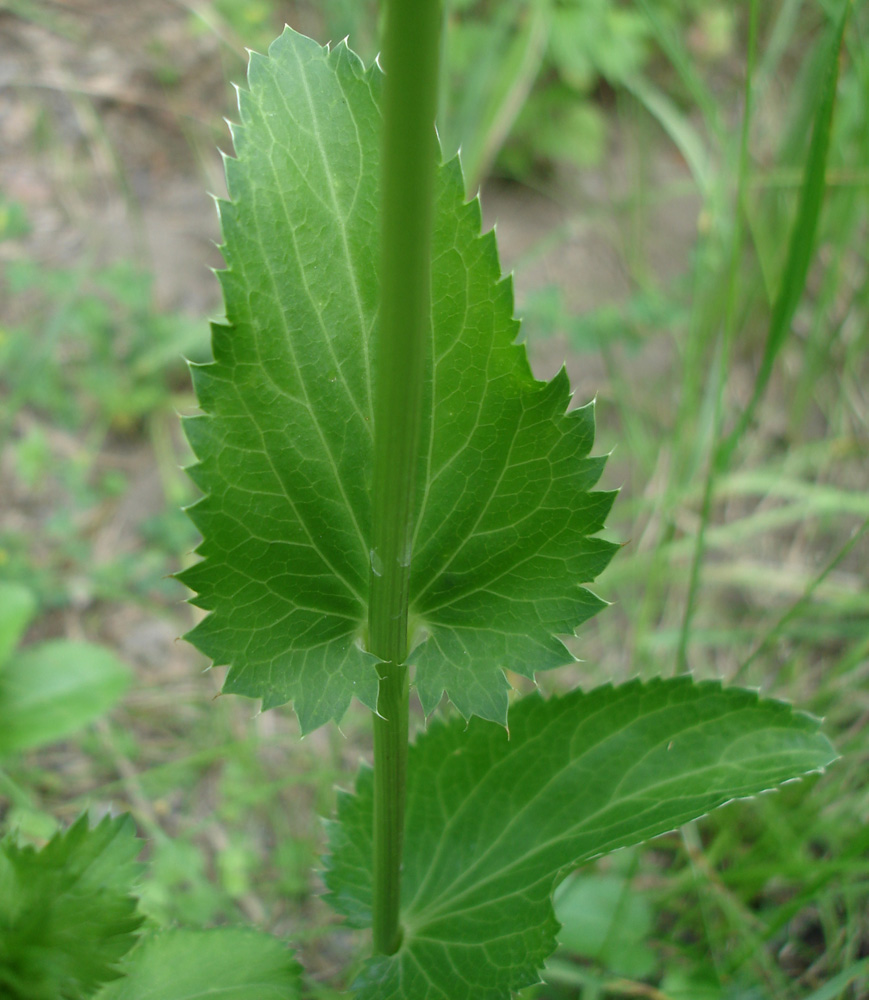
[369,0,441,957]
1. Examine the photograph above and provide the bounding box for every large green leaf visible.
[324,677,836,999]
[0,813,143,1000]
[95,928,302,1000]
[0,640,130,756]
[180,27,617,732]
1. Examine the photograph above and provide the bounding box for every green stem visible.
[369,0,441,957]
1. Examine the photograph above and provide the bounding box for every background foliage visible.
[0,0,866,997]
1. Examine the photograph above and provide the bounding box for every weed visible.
[0,242,206,607]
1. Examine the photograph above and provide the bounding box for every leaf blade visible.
[0,641,130,756]
[325,677,836,999]
[181,28,616,729]
[179,31,384,732]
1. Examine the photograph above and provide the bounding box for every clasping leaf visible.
[180,28,617,731]
[325,677,837,999]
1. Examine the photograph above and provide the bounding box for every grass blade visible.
[718,0,849,469]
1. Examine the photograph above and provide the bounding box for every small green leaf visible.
[554,870,656,979]
[94,927,302,1000]
[0,582,36,668]
[0,813,143,1000]
[0,640,130,755]
[325,677,836,999]
[181,28,616,732]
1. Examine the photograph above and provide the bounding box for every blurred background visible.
[0,1,867,997]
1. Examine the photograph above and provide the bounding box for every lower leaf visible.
[94,927,303,1000]
[0,814,143,1000]
[325,676,836,1000]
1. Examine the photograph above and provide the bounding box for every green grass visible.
[513,1,869,995]
[0,255,206,607]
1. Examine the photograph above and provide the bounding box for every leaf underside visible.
[324,677,836,1000]
[179,27,617,732]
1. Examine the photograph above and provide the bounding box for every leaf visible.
[0,581,36,668]
[94,927,302,1000]
[324,677,836,999]
[0,640,130,756]
[180,27,617,732]
[0,813,143,1000]
[554,870,656,979]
